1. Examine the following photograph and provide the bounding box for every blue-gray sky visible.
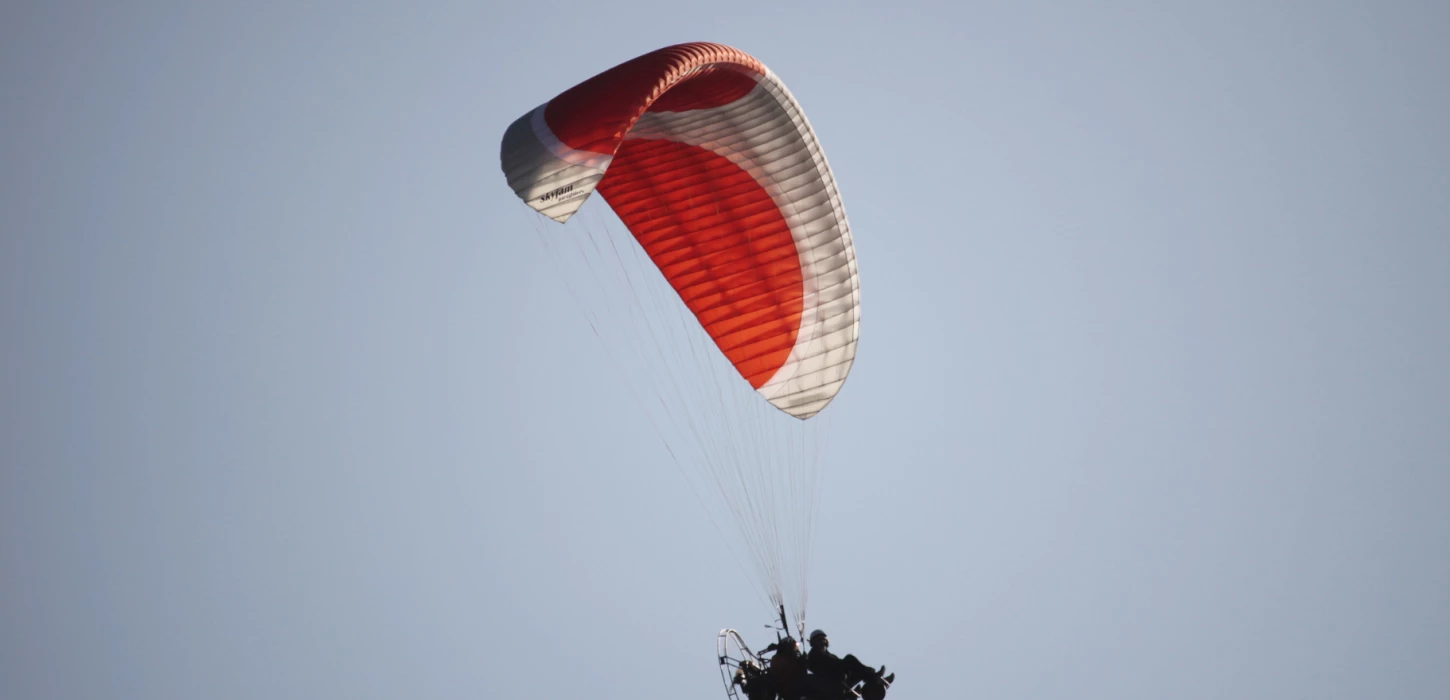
[3,1,1448,698]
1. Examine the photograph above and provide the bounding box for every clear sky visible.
[3,1,1448,698]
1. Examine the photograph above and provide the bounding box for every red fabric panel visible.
[544,43,764,155]
[647,67,758,113]
[597,139,802,389]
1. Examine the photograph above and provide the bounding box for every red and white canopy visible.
[501,43,860,419]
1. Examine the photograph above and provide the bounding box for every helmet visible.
[779,636,797,649]
[808,629,828,646]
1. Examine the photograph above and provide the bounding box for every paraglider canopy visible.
[500,42,861,420]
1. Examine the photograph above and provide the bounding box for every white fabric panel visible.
[499,104,611,223]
